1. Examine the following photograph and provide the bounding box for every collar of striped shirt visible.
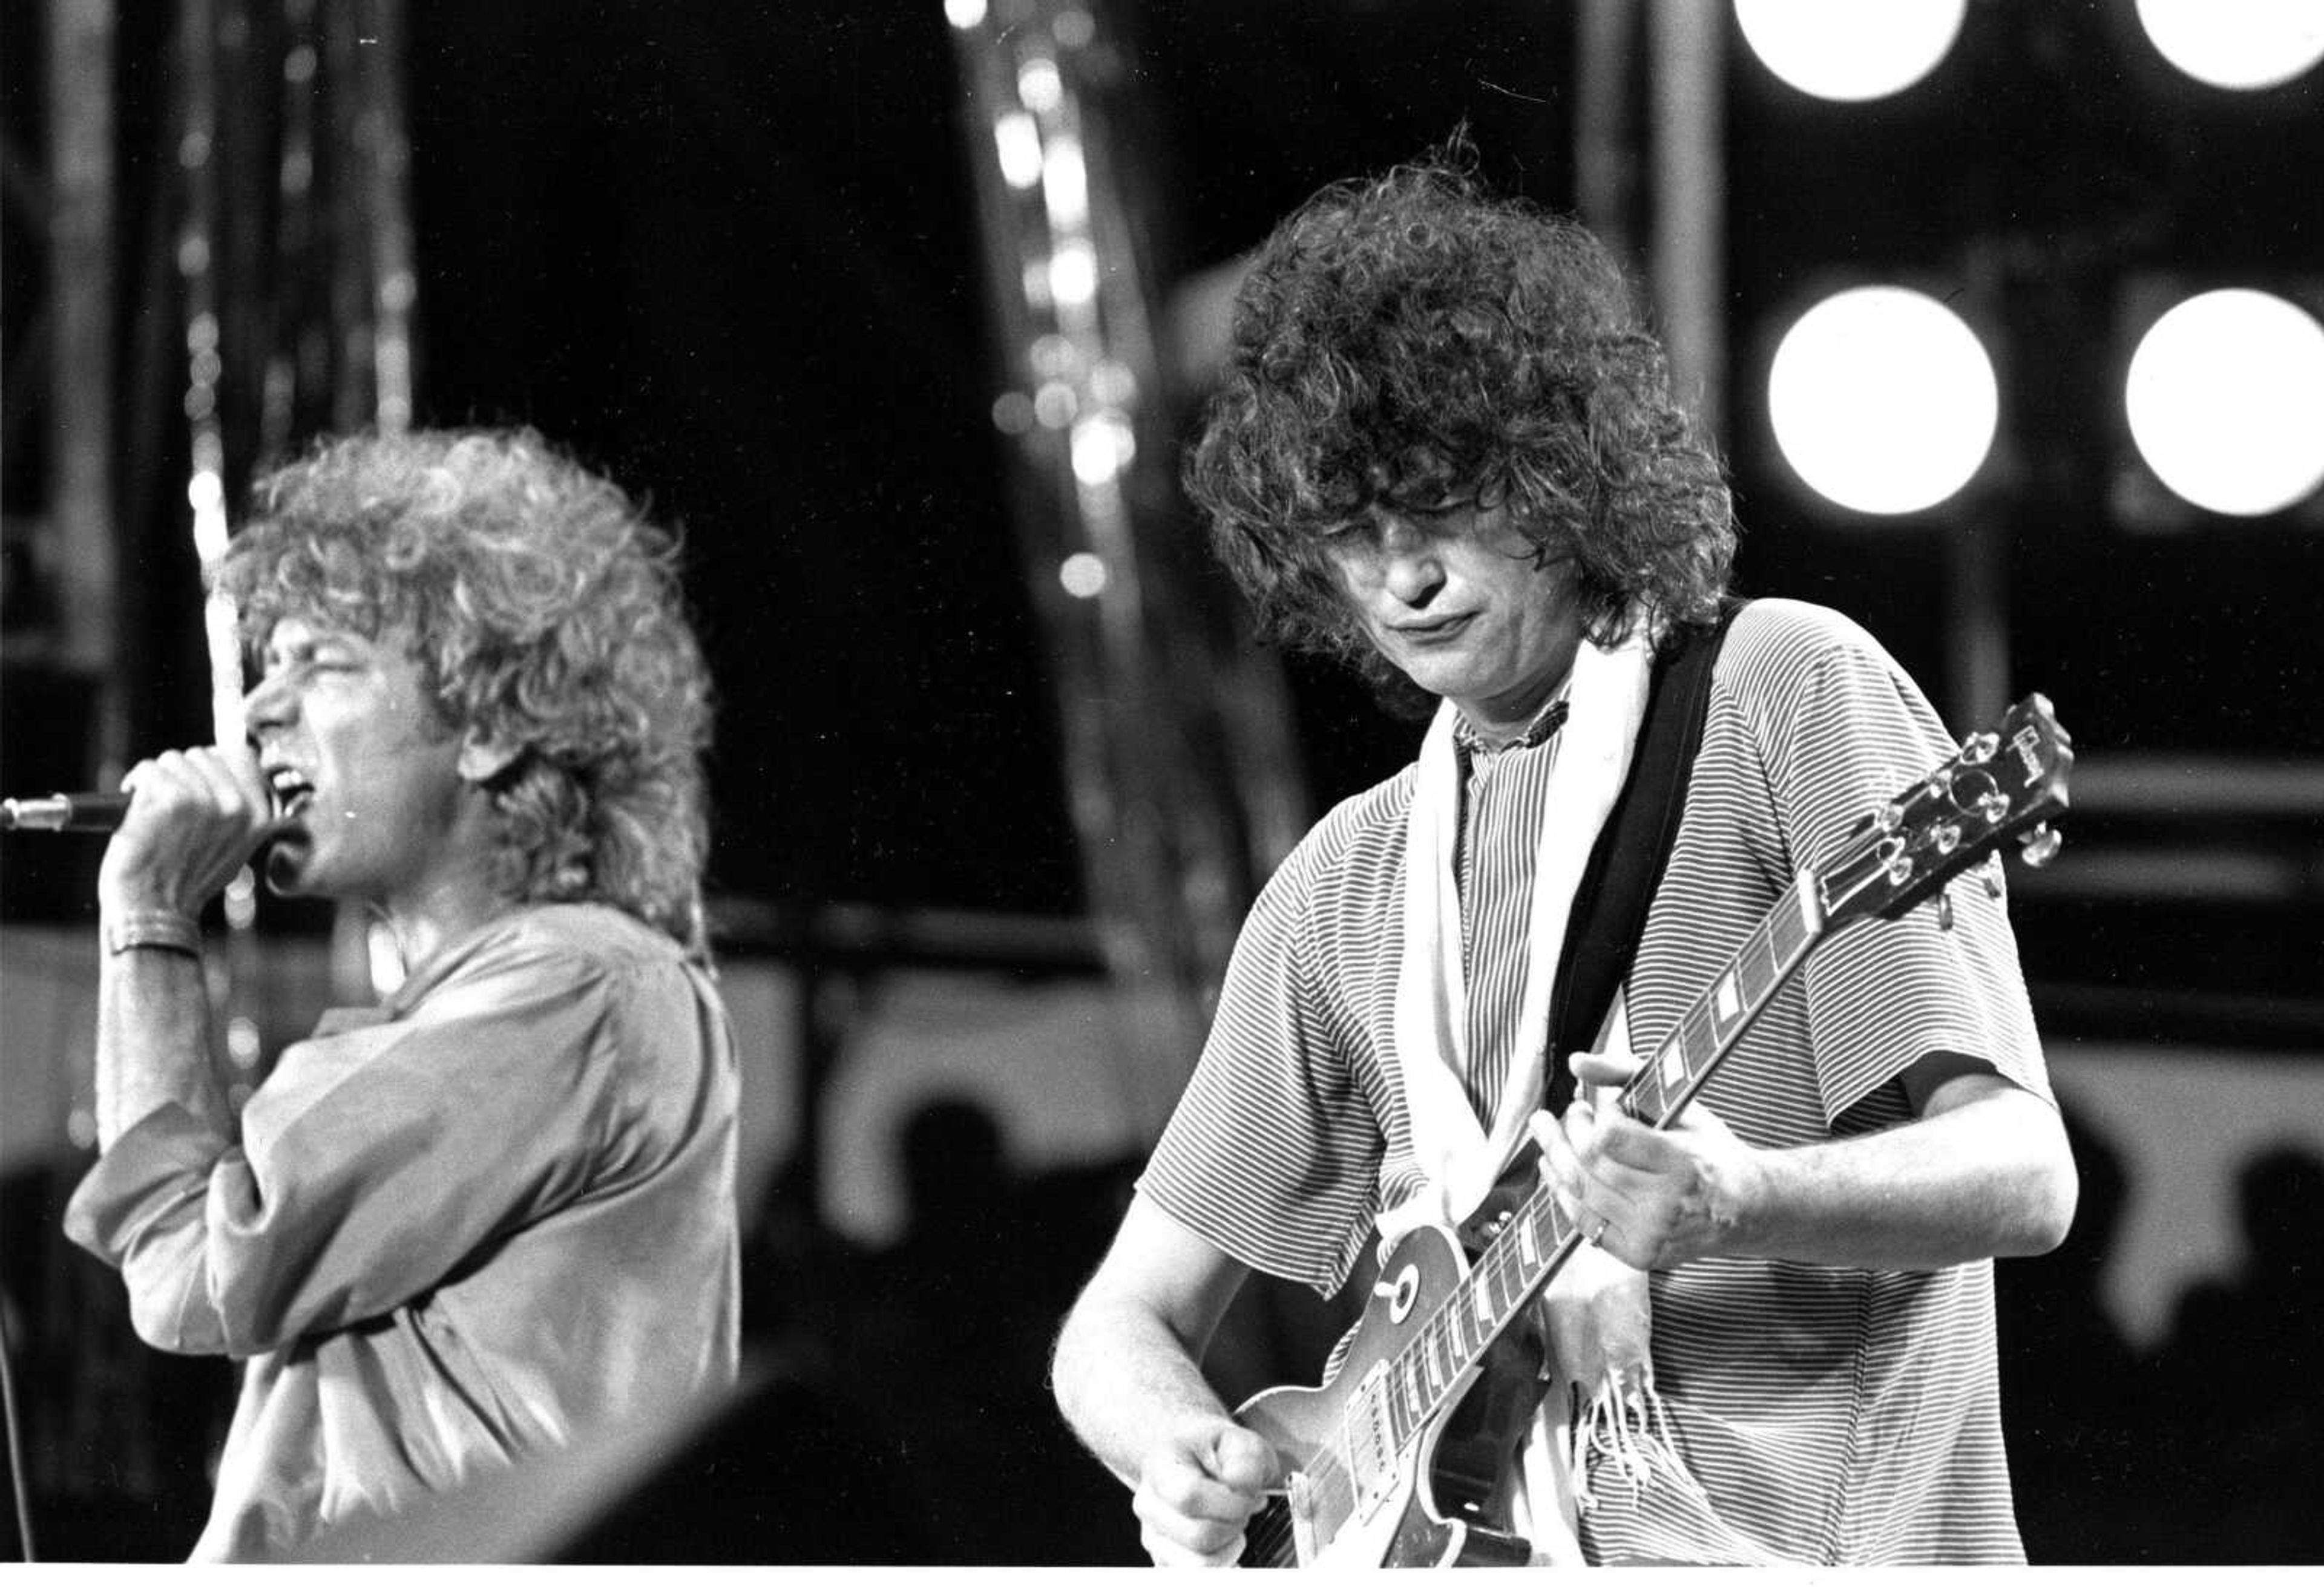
[1452,692,1571,756]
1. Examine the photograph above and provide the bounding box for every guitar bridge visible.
[1285,1469,1318,1562]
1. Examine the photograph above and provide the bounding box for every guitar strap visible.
[1542,598,1748,1116]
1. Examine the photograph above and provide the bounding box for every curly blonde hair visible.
[215,427,716,957]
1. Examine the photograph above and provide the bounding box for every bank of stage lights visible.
[1738,0,2324,520]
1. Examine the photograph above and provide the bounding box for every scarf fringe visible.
[1568,1364,1709,1514]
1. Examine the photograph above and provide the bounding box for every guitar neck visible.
[1384,866,1830,1444]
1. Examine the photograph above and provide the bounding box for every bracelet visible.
[103,909,204,959]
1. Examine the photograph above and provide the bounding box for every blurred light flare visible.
[1733,0,1966,100]
[1768,286,1998,515]
[1034,379,1078,428]
[187,468,225,516]
[994,111,1042,189]
[1030,333,1076,379]
[1017,56,1063,115]
[226,1016,263,1068]
[191,483,231,561]
[1089,358,1138,408]
[1019,260,1052,313]
[2135,0,2324,90]
[1041,136,1090,229]
[2126,289,2324,517]
[205,591,245,747]
[1070,414,1135,485]
[944,0,988,30]
[1059,552,1109,598]
[991,390,1036,434]
[1048,240,1098,307]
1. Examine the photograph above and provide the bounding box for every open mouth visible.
[266,767,317,823]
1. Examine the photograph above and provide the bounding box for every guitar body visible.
[1235,1223,1546,1568]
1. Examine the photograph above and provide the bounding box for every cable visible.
[0,1280,37,1563]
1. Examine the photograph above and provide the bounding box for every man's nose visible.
[243,670,294,734]
[1376,520,1444,607]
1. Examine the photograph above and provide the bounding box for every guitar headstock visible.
[1821,693,2073,929]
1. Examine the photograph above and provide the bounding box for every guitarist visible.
[1050,143,2078,1567]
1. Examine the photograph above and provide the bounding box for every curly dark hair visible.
[215,427,717,958]
[1183,146,1735,693]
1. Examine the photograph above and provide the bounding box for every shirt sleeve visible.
[1750,614,2052,1126]
[1135,831,1385,1299]
[64,935,666,1358]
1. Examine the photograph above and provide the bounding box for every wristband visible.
[103,909,204,959]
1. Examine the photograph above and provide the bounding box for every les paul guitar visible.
[1235,694,2075,1568]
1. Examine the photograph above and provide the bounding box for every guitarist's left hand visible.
[1530,1050,1767,1271]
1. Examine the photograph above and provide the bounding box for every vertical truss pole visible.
[1649,0,1727,443]
[945,0,1310,1131]
[1576,0,1643,272]
[329,0,419,1004]
[45,0,123,787]
[353,0,416,436]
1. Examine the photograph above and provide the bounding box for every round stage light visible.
[2134,0,2324,91]
[1768,286,1998,516]
[2126,289,2324,517]
[1733,0,1966,101]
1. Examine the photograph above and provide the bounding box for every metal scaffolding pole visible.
[945,0,1311,1135]
[44,0,123,788]
[1576,0,1644,272]
[1649,0,1727,445]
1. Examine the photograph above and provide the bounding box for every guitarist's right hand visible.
[1131,1416,1280,1567]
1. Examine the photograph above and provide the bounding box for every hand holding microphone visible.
[89,746,293,921]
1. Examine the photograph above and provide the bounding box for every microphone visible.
[0,792,133,833]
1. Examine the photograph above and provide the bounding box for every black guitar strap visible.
[1541,599,1748,1118]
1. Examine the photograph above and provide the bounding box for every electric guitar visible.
[1235,694,2075,1568]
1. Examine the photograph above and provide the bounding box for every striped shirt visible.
[1138,598,2050,1565]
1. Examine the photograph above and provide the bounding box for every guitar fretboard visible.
[1367,866,1827,1457]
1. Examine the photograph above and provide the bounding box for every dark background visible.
[4,0,2322,1566]
[9,0,2322,907]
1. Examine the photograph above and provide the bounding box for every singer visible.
[61,427,740,1561]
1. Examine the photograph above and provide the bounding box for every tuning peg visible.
[1980,852,2006,898]
[2018,823,2063,868]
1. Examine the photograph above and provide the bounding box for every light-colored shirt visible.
[65,902,741,1561]
[1138,598,2050,1565]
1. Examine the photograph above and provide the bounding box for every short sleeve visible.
[1136,839,1384,1298]
[1746,609,2051,1124]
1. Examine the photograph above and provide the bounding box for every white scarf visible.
[1378,616,1702,1559]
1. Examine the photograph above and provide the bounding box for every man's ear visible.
[456,730,524,786]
